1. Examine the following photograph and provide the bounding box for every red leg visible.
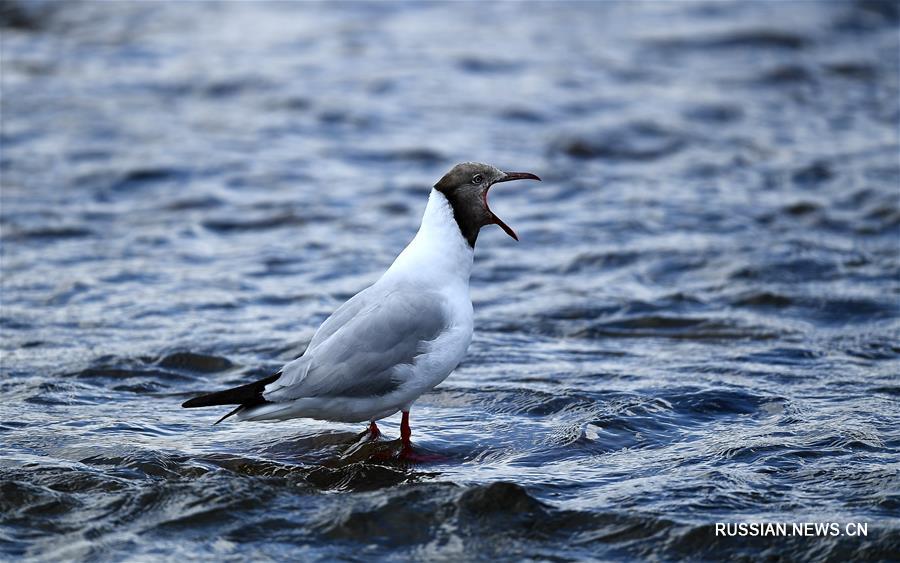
[400,411,412,451]
[396,410,445,462]
[368,420,381,440]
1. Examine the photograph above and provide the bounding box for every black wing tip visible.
[214,405,243,425]
[181,371,282,411]
[181,397,208,408]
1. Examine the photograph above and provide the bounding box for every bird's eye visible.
[472,174,484,184]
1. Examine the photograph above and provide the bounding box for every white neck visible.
[383,189,474,287]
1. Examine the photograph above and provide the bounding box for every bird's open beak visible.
[485,171,541,241]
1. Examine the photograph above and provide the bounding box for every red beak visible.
[494,172,542,184]
[486,171,541,241]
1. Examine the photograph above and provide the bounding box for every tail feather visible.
[182,372,281,424]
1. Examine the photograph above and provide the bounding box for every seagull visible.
[182,162,540,459]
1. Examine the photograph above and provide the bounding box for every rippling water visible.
[2,1,899,560]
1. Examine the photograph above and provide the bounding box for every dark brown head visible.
[434,162,540,247]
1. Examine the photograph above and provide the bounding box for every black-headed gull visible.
[183,163,540,458]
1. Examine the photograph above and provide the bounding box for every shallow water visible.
[2,1,899,560]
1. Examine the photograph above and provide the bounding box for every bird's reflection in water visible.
[199,430,447,492]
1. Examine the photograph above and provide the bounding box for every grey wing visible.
[264,288,449,401]
[306,285,374,351]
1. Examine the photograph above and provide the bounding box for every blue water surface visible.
[1,1,898,560]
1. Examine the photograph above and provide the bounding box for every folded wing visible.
[263,286,450,402]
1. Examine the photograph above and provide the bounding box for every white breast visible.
[382,188,475,403]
